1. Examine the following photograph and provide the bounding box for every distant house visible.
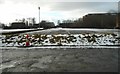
[33,24,39,28]
[40,21,55,29]
[10,22,28,29]
[58,23,75,28]
[0,23,4,28]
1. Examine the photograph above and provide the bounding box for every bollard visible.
[26,40,30,46]
[26,34,29,39]
[25,34,30,46]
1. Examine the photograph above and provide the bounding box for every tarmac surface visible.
[0,47,119,72]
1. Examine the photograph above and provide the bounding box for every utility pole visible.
[38,7,40,29]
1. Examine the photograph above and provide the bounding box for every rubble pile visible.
[0,33,120,46]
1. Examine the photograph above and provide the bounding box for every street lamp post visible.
[38,7,40,29]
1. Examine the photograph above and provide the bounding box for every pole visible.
[38,7,40,29]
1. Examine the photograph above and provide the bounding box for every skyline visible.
[0,0,119,25]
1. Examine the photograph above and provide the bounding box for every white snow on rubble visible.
[0,28,120,47]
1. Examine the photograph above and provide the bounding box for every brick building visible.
[82,13,117,29]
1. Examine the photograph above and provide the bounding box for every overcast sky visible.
[0,0,119,25]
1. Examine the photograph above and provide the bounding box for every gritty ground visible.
[0,47,119,72]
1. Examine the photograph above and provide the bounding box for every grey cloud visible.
[3,0,118,13]
[7,0,49,6]
[5,0,118,13]
[49,2,118,12]
[8,0,36,3]
[7,0,120,3]
[0,0,4,4]
[118,1,120,13]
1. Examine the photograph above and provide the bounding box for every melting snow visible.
[0,28,120,47]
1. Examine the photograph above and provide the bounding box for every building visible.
[0,23,5,28]
[40,21,55,29]
[116,1,120,28]
[58,23,75,28]
[82,13,117,29]
[115,13,120,29]
[10,22,27,29]
[118,13,120,28]
[26,18,36,26]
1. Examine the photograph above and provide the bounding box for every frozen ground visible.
[0,47,118,72]
[0,28,120,47]
[0,29,37,34]
[24,28,120,34]
[0,28,119,72]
